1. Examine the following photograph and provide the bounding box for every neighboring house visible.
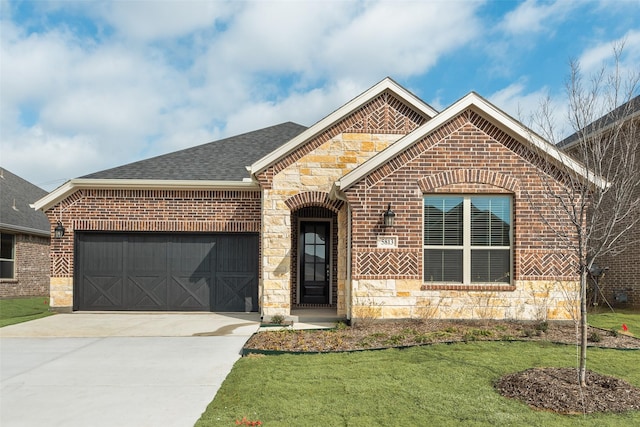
[0,168,50,297]
[559,95,640,307]
[34,78,596,320]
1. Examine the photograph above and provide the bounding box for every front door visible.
[300,222,330,304]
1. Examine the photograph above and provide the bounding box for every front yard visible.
[0,297,53,327]
[197,310,640,427]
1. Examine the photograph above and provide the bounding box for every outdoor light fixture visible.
[383,203,396,227]
[54,221,65,239]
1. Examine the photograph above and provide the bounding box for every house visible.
[1,168,50,297]
[559,95,640,307]
[34,78,596,321]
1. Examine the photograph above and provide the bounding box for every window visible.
[1,233,15,279]
[424,195,511,284]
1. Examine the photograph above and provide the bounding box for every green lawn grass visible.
[0,297,54,327]
[196,341,639,427]
[589,308,639,337]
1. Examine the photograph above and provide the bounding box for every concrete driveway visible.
[0,313,260,427]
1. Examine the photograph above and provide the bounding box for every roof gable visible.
[335,92,606,193]
[249,77,438,177]
[0,168,50,235]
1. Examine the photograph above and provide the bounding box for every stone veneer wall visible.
[44,189,261,310]
[0,234,50,297]
[260,133,404,316]
[345,110,580,321]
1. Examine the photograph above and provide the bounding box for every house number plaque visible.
[377,236,398,249]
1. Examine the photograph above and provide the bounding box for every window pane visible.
[424,197,463,246]
[304,244,315,262]
[471,249,510,283]
[1,234,14,259]
[471,197,510,246]
[424,249,463,282]
[304,263,315,281]
[0,260,14,279]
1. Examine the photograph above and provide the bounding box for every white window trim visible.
[423,195,513,285]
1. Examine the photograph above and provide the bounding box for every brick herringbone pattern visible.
[354,249,421,279]
[519,251,577,280]
[52,255,71,277]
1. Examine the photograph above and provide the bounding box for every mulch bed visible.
[243,319,640,415]
[496,367,640,414]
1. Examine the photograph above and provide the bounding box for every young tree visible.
[531,45,640,387]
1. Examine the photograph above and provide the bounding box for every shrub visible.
[588,331,602,342]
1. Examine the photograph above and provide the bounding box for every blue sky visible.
[1,0,639,191]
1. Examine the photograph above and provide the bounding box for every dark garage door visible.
[75,233,258,312]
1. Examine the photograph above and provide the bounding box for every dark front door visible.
[300,222,330,304]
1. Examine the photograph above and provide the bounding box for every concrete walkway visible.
[0,313,260,427]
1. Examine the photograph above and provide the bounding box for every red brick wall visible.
[345,110,579,288]
[564,117,640,306]
[45,189,262,279]
[589,147,640,307]
[0,234,49,297]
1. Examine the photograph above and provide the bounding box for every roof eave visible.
[32,179,260,212]
[0,223,50,237]
[248,77,438,176]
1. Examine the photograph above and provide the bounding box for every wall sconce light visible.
[382,203,396,227]
[54,221,66,239]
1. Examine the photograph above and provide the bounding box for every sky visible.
[1,0,639,192]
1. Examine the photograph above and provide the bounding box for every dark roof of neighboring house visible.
[82,122,308,181]
[558,95,640,148]
[0,168,50,236]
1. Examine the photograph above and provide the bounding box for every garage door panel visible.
[128,238,166,272]
[170,237,215,272]
[215,273,257,312]
[127,275,168,309]
[75,233,258,312]
[78,234,124,272]
[168,275,210,310]
[80,276,123,309]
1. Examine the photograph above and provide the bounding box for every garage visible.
[74,233,258,312]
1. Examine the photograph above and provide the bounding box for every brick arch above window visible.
[417,169,520,194]
[284,191,344,213]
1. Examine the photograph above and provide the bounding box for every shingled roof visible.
[0,168,50,236]
[558,95,640,149]
[82,122,307,181]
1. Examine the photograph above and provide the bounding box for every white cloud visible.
[488,82,571,141]
[500,0,575,35]
[9,0,633,192]
[578,29,640,76]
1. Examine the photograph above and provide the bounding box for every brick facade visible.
[587,145,640,307]
[0,234,49,297]
[563,116,640,307]
[40,81,585,320]
[44,188,261,308]
[344,110,579,320]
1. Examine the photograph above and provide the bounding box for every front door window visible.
[300,222,330,304]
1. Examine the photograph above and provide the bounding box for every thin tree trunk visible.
[579,270,588,387]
